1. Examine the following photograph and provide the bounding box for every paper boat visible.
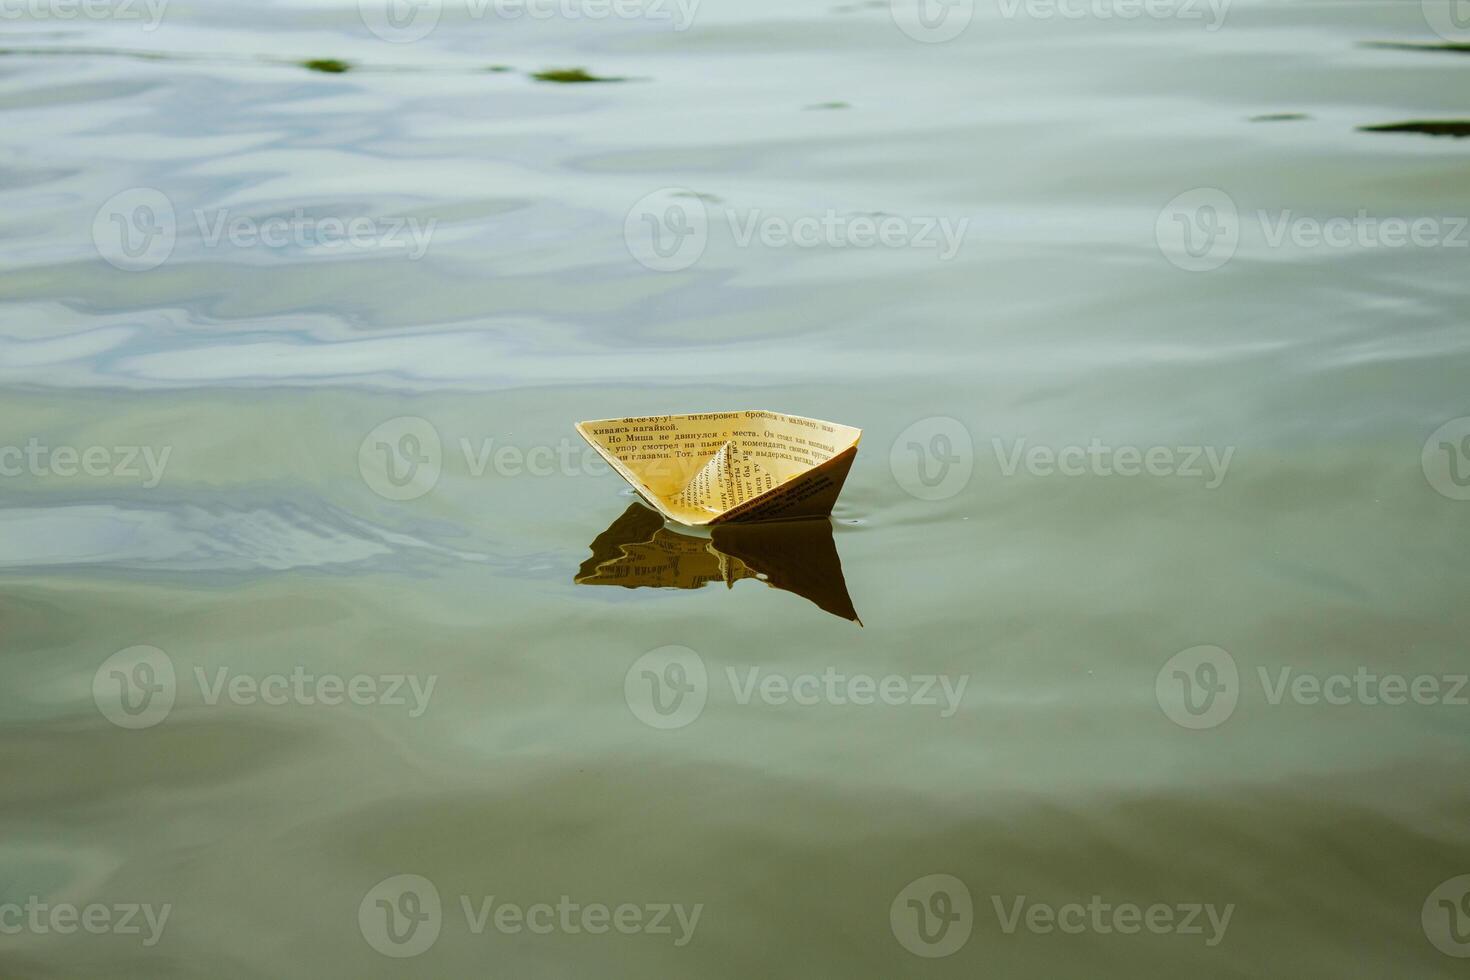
[576,411,861,526]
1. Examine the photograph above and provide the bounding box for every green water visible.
[2,0,1469,975]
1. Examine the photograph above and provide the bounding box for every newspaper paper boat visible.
[575,411,861,526]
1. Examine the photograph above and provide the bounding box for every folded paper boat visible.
[576,411,861,526]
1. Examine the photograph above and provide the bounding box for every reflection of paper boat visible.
[576,411,861,526]
[576,503,860,623]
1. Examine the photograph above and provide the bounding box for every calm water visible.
[3,0,1470,975]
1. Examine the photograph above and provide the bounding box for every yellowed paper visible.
[575,411,861,526]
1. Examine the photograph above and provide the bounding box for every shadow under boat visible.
[575,503,860,623]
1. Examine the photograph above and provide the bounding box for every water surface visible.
[2,0,1469,976]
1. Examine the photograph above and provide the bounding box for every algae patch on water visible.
[531,67,626,83]
[302,59,352,74]
[1359,120,1470,138]
[1361,41,1470,56]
